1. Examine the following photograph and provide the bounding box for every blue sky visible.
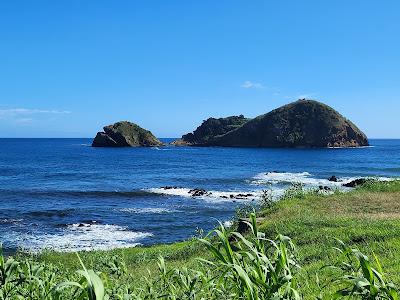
[0,1,399,138]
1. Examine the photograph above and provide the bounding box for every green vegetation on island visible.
[173,115,249,146]
[2,180,400,299]
[178,100,369,148]
[92,121,163,147]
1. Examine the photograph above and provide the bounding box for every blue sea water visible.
[0,138,399,253]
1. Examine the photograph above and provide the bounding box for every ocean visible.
[0,138,399,253]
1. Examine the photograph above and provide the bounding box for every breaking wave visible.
[15,224,152,253]
[250,171,394,188]
[148,187,261,203]
[118,207,181,214]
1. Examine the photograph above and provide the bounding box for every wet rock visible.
[189,188,209,197]
[237,193,254,198]
[161,186,180,190]
[328,175,338,182]
[226,193,254,200]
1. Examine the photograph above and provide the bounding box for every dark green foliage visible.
[181,115,248,144]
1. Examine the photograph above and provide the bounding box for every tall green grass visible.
[1,212,398,299]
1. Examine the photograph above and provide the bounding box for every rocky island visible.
[92,121,163,147]
[176,99,369,148]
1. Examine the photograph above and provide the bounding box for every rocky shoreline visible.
[156,177,374,202]
[159,186,256,201]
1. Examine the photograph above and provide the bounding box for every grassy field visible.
[257,180,400,298]
[3,180,400,299]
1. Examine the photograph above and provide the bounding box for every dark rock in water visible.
[235,193,254,199]
[189,188,209,197]
[161,186,180,190]
[244,193,254,197]
[92,121,163,147]
[328,176,338,182]
[225,193,254,200]
[175,115,249,146]
[343,178,369,188]
[184,100,369,148]
[92,132,118,147]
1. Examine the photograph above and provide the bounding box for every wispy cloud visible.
[240,81,264,89]
[14,118,33,124]
[0,108,71,116]
[0,108,71,125]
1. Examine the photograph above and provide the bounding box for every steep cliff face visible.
[92,121,163,147]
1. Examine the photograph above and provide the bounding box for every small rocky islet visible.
[92,121,163,147]
[92,99,369,148]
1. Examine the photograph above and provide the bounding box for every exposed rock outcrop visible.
[328,176,339,182]
[92,121,163,147]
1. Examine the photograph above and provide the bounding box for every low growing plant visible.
[321,239,399,299]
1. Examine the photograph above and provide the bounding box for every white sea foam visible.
[16,224,152,253]
[328,145,375,149]
[151,147,174,151]
[0,218,23,224]
[149,187,193,197]
[250,171,394,188]
[223,220,233,228]
[148,187,261,203]
[250,171,350,188]
[118,207,180,214]
[148,173,395,204]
